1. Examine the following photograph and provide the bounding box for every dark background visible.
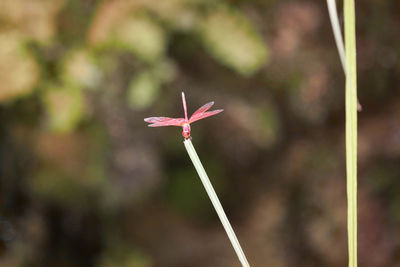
[0,0,399,266]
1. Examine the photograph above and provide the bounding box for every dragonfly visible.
[144,92,223,139]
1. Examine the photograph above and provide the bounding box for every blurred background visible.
[0,0,399,266]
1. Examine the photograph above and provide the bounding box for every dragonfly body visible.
[144,92,223,139]
[182,123,191,139]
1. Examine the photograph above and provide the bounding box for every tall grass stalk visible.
[326,0,347,74]
[184,139,250,267]
[327,0,361,110]
[327,1,358,266]
[344,0,358,266]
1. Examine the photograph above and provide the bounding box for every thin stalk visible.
[344,0,358,266]
[184,139,250,267]
[326,0,347,74]
[326,0,361,111]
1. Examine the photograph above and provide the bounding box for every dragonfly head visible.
[182,123,191,139]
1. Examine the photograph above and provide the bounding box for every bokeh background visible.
[0,0,399,266]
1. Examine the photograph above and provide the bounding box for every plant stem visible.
[184,139,250,267]
[326,0,347,74]
[326,0,361,111]
[344,0,358,266]
[326,1,358,264]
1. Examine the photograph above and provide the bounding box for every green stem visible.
[344,0,358,266]
[327,0,362,111]
[184,139,250,267]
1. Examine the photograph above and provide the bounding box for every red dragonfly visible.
[144,92,223,139]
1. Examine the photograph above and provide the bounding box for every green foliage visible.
[127,60,176,110]
[127,71,161,110]
[0,0,66,43]
[0,32,39,103]
[199,7,268,76]
[112,15,167,63]
[61,49,102,89]
[43,85,86,133]
[0,0,269,132]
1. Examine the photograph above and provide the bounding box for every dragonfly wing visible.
[189,102,214,122]
[144,117,185,127]
[189,109,223,123]
[190,102,214,118]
